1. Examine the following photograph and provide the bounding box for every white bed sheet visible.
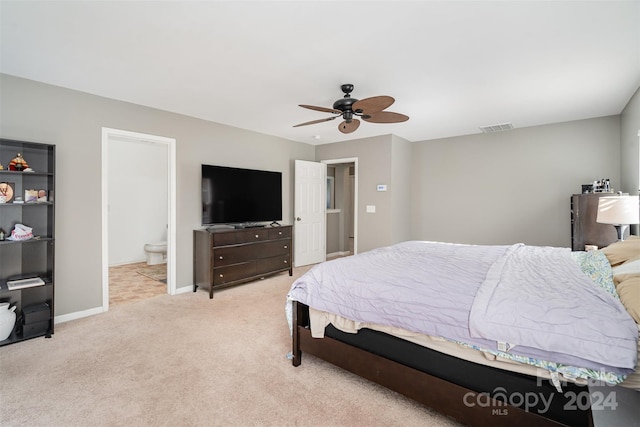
[308,307,640,391]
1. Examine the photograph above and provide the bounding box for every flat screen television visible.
[201,164,283,225]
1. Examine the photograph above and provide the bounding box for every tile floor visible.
[109,262,167,306]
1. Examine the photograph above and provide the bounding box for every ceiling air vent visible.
[479,122,514,133]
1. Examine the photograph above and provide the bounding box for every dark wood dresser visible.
[570,193,622,251]
[193,225,292,298]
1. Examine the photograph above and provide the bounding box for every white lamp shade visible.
[596,195,640,225]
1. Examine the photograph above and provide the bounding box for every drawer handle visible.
[219,256,224,260]
[278,231,283,235]
[255,234,259,238]
[284,245,288,249]
[219,274,224,278]
[284,260,288,264]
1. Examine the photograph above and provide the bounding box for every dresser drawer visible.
[213,245,256,267]
[213,261,257,285]
[212,231,239,247]
[236,229,270,244]
[268,227,291,240]
[255,240,291,258]
[257,254,290,274]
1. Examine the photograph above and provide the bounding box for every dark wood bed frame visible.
[291,301,595,427]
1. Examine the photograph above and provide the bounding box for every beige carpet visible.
[0,266,461,427]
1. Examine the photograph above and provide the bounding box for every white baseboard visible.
[54,286,192,324]
[108,258,147,267]
[174,285,192,295]
[327,251,351,258]
[54,305,105,324]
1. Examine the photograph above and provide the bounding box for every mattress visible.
[287,240,640,390]
[307,307,640,391]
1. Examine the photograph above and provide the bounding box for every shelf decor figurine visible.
[8,153,29,171]
[0,302,17,341]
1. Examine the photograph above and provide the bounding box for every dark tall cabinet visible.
[570,193,623,251]
[0,139,55,346]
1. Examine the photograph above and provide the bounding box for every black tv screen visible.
[201,164,283,225]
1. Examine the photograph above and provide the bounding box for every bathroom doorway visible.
[101,128,176,311]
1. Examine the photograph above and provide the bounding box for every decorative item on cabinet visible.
[0,302,17,341]
[580,179,613,194]
[0,182,14,203]
[6,224,33,241]
[24,189,38,203]
[8,152,29,171]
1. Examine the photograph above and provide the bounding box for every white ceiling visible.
[1,1,639,145]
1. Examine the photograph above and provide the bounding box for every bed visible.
[286,238,640,426]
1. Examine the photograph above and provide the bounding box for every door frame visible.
[322,157,358,256]
[100,127,177,312]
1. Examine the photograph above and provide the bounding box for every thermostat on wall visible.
[377,184,387,191]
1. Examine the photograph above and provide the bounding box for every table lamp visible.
[596,195,640,241]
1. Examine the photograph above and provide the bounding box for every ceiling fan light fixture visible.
[339,119,360,134]
[294,84,409,133]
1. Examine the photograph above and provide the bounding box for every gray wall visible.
[620,89,640,235]
[620,86,640,235]
[411,116,622,247]
[0,74,314,316]
[391,135,413,243]
[621,86,640,197]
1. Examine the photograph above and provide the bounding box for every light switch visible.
[366,205,376,213]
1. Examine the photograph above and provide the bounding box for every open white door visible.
[294,160,327,267]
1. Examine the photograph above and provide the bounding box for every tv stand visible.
[193,225,292,298]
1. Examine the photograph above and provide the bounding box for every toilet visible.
[144,242,167,265]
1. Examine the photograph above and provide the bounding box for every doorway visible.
[323,158,358,258]
[101,128,177,311]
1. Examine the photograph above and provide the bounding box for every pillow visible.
[571,250,617,298]
[616,276,640,324]
[612,258,640,277]
[601,236,640,266]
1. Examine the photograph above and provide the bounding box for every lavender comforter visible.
[287,241,638,374]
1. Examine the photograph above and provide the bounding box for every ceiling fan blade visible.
[299,104,342,114]
[338,119,360,134]
[362,111,409,124]
[293,116,339,127]
[352,96,395,114]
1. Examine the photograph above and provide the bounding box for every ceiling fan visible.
[294,84,409,134]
